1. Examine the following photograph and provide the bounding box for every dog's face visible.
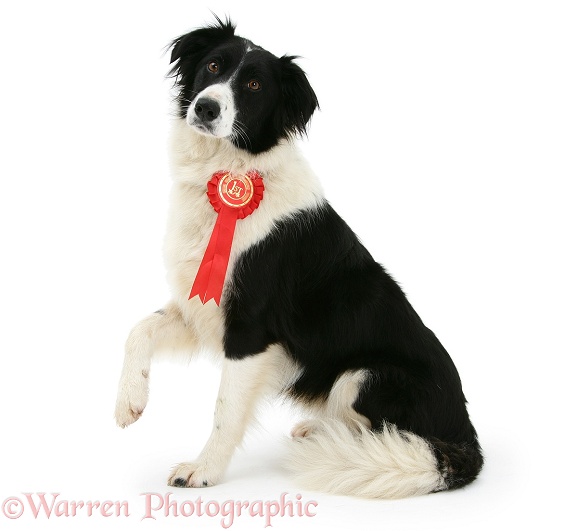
[169,18,318,154]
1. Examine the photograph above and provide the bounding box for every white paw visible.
[114,374,149,428]
[291,419,319,438]
[167,461,223,488]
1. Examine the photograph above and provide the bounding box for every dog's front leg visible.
[168,349,280,488]
[115,302,197,428]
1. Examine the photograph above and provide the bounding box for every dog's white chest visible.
[162,122,325,352]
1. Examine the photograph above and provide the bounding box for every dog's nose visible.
[194,98,221,122]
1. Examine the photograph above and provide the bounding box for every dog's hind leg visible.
[115,302,197,428]
[291,369,371,438]
[168,344,289,488]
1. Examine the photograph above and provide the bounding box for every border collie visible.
[114,17,483,499]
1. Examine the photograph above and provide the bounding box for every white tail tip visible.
[285,420,446,499]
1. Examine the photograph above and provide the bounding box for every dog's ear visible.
[168,16,236,81]
[278,56,319,137]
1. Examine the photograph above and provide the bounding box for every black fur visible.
[169,17,318,153]
[224,202,483,489]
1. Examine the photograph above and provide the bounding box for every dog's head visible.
[168,17,318,154]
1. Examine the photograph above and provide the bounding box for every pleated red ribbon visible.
[189,170,264,305]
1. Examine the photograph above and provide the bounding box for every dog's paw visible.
[114,375,149,428]
[291,419,319,438]
[167,461,222,488]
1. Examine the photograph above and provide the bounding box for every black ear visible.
[168,16,236,81]
[278,55,319,136]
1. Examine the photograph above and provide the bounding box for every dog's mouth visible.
[188,120,214,135]
[187,115,234,140]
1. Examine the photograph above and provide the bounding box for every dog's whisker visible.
[232,121,252,150]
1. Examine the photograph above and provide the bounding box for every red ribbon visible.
[189,170,264,305]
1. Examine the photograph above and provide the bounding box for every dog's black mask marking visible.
[168,17,319,154]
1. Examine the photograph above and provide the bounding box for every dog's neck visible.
[168,118,298,186]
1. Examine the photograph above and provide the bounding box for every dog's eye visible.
[248,80,261,91]
[207,62,219,74]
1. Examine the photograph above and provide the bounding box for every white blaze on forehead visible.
[186,44,261,139]
[187,82,236,138]
[244,39,257,53]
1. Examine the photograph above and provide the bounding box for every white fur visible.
[291,370,371,437]
[168,344,295,487]
[187,83,236,138]
[286,420,447,499]
[115,302,197,428]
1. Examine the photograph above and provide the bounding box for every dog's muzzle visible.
[187,84,235,138]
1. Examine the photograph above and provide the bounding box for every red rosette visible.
[189,170,265,305]
[206,170,264,219]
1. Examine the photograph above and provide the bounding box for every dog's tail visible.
[285,420,483,499]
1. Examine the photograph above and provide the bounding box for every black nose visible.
[194,98,220,122]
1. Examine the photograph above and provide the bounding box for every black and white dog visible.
[115,18,483,499]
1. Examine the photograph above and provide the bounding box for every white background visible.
[0,1,576,529]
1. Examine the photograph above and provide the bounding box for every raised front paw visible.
[167,461,223,488]
[114,374,149,428]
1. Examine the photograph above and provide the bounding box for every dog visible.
[114,17,483,499]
